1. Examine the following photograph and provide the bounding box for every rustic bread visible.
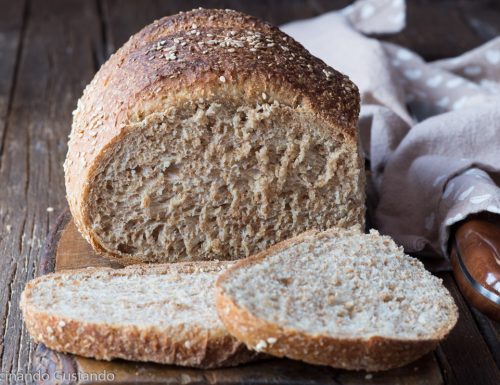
[216,228,458,371]
[64,8,365,264]
[20,262,258,368]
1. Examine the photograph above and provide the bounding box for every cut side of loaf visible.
[65,8,364,264]
[20,262,258,368]
[216,228,458,371]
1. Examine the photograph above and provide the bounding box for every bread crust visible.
[215,229,459,371]
[20,262,259,368]
[65,8,362,263]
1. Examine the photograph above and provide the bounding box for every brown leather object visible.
[451,218,500,322]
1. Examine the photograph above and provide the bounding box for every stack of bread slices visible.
[21,8,458,372]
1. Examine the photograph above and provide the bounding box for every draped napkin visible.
[281,0,500,259]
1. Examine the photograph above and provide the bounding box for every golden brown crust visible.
[215,230,458,371]
[64,8,361,260]
[20,262,259,368]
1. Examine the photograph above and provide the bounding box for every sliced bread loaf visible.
[215,228,458,371]
[65,8,365,264]
[20,262,257,368]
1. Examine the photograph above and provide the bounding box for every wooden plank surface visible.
[100,0,352,56]
[435,274,500,385]
[100,0,500,61]
[0,0,103,380]
[54,214,122,271]
[33,213,445,385]
[470,307,500,368]
[0,1,499,384]
[0,0,28,375]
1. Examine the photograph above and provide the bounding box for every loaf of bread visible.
[64,8,365,264]
[216,228,458,371]
[20,262,258,368]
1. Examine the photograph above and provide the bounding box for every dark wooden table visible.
[0,1,498,384]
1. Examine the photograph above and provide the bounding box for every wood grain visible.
[100,0,352,57]
[469,307,500,368]
[380,1,485,60]
[100,0,500,62]
[55,215,123,271]
[0,0,28,375]
[0,0,104,379]
[72,353,443,385]
[435,273,500,385]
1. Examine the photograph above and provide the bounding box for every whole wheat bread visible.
[65,8,365,264]
[216,228,458,371]
[20,262,258,368]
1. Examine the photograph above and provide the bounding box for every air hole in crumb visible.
[278,277,292,286]
[125,220,138,231]
[162,164,180,177]
[117,243,136,254]
[382,294,393,302]
[151,225,163,242]
[237,111,248,123]
[312,144,327,157]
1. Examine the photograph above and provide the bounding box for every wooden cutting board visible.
[33,210,445,385]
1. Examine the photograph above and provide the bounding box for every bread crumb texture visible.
[20,262,258,368]
[89,101,363,262]
[65,8,364,263]
[217,228,458,370]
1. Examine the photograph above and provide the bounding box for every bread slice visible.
[65,8,365,264]
[215,228,458,371]
[20,262,258,368]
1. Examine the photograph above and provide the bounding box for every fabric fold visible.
[281,0,500,258]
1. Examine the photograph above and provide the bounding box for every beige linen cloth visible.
[282,0,500,260]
